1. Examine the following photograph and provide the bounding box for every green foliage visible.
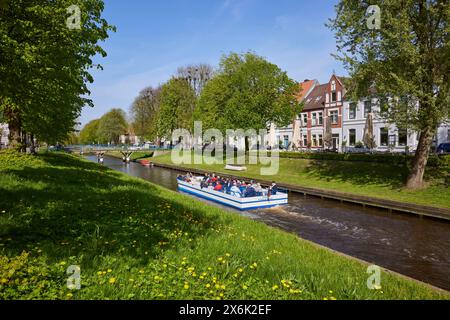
[96,109,128,144]
[157,78,197,139]
[0,0,115,146]
[195,52,302,133]
[0,152,447,299]
[279,152,450,168]
[79,119,101,145]
[328,0,450,186]
[130,86,161,141]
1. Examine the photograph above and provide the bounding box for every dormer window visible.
[331,80,337,102]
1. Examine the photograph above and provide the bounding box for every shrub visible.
[277,152,450,168]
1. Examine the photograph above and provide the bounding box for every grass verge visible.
[151,152,450,209]
[0,150,447,300]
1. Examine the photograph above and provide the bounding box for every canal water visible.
[87,155,450,291]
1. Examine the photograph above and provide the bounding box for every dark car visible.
[437,143,450,154]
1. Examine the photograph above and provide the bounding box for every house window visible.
[331,81,336,102]
[349,129,356,146]
[330,110,339,124]
[302,114,308,126]
[380,128,389,146]
[447,129,450,142]
[318,134,323,147]
[303,135,308,147]
[318,112,323,125]
[398,129,407,146]
[349,103,357,119]
[364,100,372,118]
[312,113,317,126]
[312,135,317,147]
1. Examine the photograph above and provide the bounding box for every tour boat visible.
[177,177,288,211]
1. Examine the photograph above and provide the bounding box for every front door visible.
[332,134,339,151]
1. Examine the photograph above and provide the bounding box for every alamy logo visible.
[67,265,81,290]
[366,5,381,30]
[66,5,81,30]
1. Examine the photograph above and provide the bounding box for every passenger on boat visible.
[230,184,242,197]
[214,182,223,192]
[244,185,257,198]
[268,182,278,196]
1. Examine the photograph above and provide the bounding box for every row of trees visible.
[127,53,302,148]
[0,0,114,150]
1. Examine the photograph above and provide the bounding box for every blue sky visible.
[80,0,345,126]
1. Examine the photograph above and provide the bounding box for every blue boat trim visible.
[177,180,288,211]
[178,183,285,205]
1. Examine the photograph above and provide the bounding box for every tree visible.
[0,0,114,150]
[177,64,214,95]
[328,0,450,188]
[129,86,161,142]
[157,78,197,143]
[97,109,128,144]
[323,116,333,150]
[79,119,101,144]
[195,52,302,135]
[363,113,377,150]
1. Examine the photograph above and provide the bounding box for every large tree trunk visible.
[406,125,433,189]
[5,107,23,151]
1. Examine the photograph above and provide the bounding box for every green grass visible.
[151,152,450,209]
[0,151,447,300]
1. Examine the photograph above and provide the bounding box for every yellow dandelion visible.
[109,277,116,284]
[107,269,112,273]
[206,284,211,288]
[184,283,189,290]
[242,285,248,290]
[272,285,279,291]
[66,293,73,298]
[59,261,66,266]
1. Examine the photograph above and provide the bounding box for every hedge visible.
[277,152,450,168]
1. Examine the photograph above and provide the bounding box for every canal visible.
[87,155,450,291]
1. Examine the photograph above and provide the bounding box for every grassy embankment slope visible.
[151,153,450,209]
[0,151,447,300]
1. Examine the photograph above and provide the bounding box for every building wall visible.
[342,99,418,152]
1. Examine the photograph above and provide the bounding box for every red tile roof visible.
[296,80,317,102]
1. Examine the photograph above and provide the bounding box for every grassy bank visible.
[151,153,450,209]
[0,151,447,300]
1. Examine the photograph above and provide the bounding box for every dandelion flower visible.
[107,269,112,273]
[272,285,279,291]
[184,283,189,290]
[109,277,116,284]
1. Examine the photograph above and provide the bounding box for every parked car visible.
[436,143,450,154]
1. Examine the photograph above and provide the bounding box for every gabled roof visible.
[302,84,327,111]
[296,79,318,102]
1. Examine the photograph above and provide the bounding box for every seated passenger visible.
[214,183,223,192]
[230,184,242,197]
[244,186,257,198]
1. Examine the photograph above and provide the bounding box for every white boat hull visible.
[177,180,288,211]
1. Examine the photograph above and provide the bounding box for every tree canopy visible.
[0,0,114,148]
[96,108,128,144]
[129,86,161,142]
[157,78,197,140]
[328,0,449,188]
[195,52,302,134]
[79,119,101,145]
